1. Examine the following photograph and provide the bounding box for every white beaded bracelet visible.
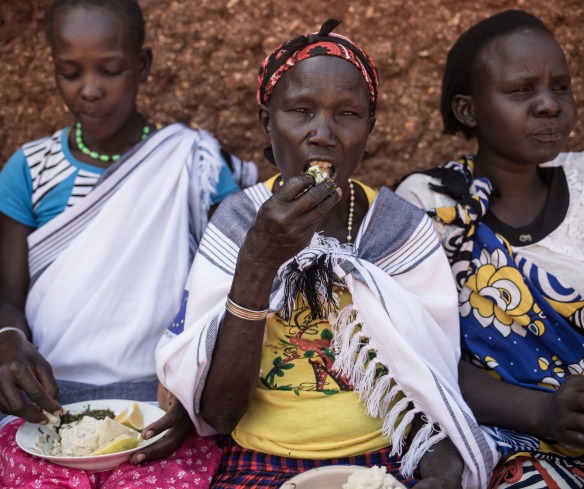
[0,327,26,338]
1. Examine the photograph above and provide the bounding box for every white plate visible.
[279,465,407,489]
[16,399,168,472]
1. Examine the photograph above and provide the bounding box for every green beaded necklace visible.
[74,122,151,162]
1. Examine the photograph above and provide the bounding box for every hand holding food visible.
[129,396,195,465]
[0,330,61,423]
[239,174,341,277]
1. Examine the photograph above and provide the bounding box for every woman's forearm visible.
[0,215,33,339]
[417,437,464,483]
[459,360,551,437]
[199,249,279,434]
[0,300,31,340]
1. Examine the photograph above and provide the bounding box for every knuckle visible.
[26,386,46,401]
[306,190,321,205]
[142,446,156,457]
[6,398,25,414]
[6,360,25,375]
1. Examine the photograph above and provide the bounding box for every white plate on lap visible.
[16,399,167,472]
[279,465,407,488]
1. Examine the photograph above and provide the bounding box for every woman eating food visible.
[156,19,498,488]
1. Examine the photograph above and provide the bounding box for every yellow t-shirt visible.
[233,179,402,458]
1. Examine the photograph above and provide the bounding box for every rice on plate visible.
[343,465,405,489]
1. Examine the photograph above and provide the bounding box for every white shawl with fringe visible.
[156,182,499,489]
[26,123,233,385]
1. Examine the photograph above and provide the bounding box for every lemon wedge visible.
[90,434,140,456]
[114,402,144,431]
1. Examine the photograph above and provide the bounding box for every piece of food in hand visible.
[114,401,144,430]
[343,465,405,489]
[305,162,332,184]
[41,410,61,429]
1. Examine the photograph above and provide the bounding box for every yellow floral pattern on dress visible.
[459,248,538,337]
[425,157,584,463]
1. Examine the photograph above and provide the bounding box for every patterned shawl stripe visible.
[24,132,76,210]
[197,223,240,276]
[374,216,441,276]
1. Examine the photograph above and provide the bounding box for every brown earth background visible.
[1,0,583,187]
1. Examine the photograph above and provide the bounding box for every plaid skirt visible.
[211,436,418,488]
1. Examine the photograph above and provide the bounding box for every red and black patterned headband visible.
[257,19,379,116]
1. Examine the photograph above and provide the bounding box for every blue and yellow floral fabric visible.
[429,157,584,460]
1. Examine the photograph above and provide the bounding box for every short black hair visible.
[46,0,146,52]
[441,9,553,139]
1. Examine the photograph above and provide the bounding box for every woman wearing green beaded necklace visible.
[51,0,156,169]
[0,0,256,485]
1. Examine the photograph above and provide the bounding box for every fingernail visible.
[135,454,146,463]
[335,188,343,197]
[39,420,48,425]
[143,430,154,439]
[53,410,63,417]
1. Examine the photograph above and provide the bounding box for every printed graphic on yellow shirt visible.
[259,301,350,395]
[259,299,387,397]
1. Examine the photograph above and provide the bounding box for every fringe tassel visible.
[193,130,223,236]
[383,397,410,439]
[398,422,446,477]
[277,235,354,322]
[378,382,403,418]
[390,407,417,456]
[364,374,393,418]
[354,356,379,395]
[330,305,362,375]
[331,303,446,478]
[195,131,223,210]
[280,252,338,322]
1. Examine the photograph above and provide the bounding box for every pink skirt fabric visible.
[0,419,222,489]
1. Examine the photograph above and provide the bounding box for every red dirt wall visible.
[1,0,582,186]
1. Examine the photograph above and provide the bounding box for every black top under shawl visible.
[483,166,569,246]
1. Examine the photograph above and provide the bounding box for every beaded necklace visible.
[74,122,151,163]
[346,179,355,243]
